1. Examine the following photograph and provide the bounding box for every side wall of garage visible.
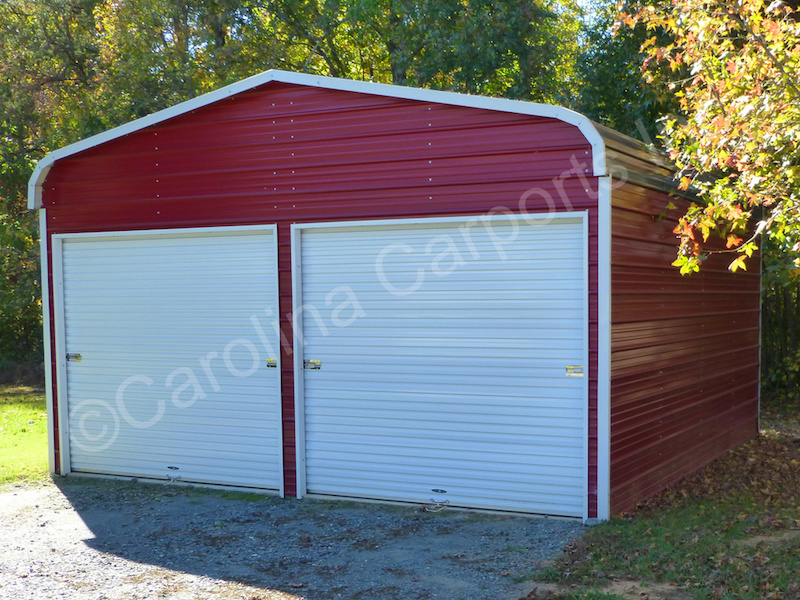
[40,82,602,516]
[608,182,761,514]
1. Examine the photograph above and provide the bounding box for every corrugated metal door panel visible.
[298,218,587,516]
[60,229,281,489]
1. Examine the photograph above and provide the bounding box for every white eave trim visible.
[28,70,607,209]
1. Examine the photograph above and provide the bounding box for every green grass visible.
[532,396,800,600]
[539,500,800,599]
[0,385,48,486]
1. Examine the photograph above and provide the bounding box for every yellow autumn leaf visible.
[729,256,747,272]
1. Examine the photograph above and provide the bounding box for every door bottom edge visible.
[64,471,282,496]
[303,492,582,520]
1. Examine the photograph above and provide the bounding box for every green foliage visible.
[574,0,678,142]
[763,351,800,403]
[264,0,583,102]
[761,232,800,400]
[0,0,85,366]
[93,0,290,119]
[628,0,800,274]
[0,214,41,363]
[0,385,48,485]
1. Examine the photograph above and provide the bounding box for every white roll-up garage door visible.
[293,214,587,516]
[55,227,282,491]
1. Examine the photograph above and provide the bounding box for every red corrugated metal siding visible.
[41,82,600,516]
[609,182,760,515]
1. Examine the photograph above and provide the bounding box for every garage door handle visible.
[266,358,277,368]
[304,359,321,370]
[67,353,82,363]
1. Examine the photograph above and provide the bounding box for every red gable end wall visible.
[40,82,601,516]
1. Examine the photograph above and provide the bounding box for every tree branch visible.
[727,7,800,100]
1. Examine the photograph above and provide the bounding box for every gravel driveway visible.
[0,478,582,600]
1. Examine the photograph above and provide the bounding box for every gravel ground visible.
[0,478,583,600]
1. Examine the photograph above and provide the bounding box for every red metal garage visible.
[29,70,760,520]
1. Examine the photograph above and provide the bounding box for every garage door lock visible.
[66,353,82,363]
[266,358,277,368]
[304,359,321,370]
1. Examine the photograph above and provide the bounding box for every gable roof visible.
[28,69,672,210]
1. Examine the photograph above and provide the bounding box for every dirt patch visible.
[604,580,692,600]
[520,580,691,600]
[734,529,800,548]
[0,478,583,600]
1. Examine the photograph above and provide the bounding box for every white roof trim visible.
[28,69,607,209]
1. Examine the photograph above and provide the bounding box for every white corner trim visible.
[290,224,307,499]
[596,176,612,521]
[50,234,71,475]
[269,227,285,499]
[39,210,56,474]
[28,69,607,209]
[582,212,591,524]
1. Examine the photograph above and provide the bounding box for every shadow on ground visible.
[25,477,583,600]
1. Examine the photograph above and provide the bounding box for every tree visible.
[627,0,800,274]
[0,0,105,366]
[263,0,583,102]
[575,0,677,142]
[92,0,290,121]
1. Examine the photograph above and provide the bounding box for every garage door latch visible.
[66,353,82,363]
[565,365,583,377]
[304,359,321,370]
